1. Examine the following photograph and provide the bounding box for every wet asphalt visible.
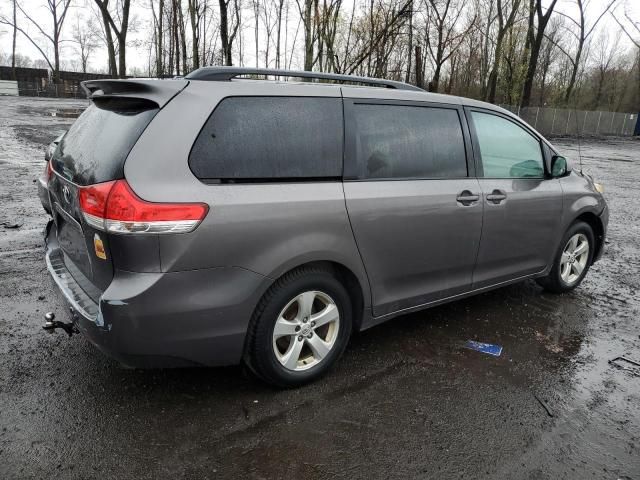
[0,97,639,479]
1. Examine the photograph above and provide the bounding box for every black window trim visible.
[343,98,475,182]
[188,94,345,184]
[464,106,552,179]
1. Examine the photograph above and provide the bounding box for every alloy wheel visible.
[272,290,340,371]
[560,233,590,285]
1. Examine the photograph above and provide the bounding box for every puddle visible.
[45,108,84,118]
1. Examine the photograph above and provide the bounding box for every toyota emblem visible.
[62,185,72,204]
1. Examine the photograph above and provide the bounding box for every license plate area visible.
[53,203,93,278]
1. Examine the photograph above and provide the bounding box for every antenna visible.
[571,101,584,174]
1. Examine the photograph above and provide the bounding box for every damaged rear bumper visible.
[44,223,268,368]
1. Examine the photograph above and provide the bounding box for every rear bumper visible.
[45,225,268,368]
[37,174,52,215]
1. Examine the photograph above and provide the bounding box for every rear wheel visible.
[537,221,595,293]
[245,267,352,387]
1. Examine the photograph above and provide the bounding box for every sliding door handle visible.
[456,190,480,206]
[486,189,507,204]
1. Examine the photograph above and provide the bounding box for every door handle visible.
[486,189,507,204]
[456,190,480,206]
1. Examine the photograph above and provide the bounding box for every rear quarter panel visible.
[123,80,371,311]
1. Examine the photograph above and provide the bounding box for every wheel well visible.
[276,261,365,331]
[575,212,604,259]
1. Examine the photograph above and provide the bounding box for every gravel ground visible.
[0,96,639,480]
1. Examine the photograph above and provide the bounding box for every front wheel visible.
[536,221,595,293]
[244,267,352,388]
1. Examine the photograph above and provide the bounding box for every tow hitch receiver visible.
[42,312,79,337]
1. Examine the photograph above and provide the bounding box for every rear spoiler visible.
[81,79,189,108]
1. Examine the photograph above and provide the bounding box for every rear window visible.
[51,98,158,185]
[189,96,343,181]
[352,104,467,179]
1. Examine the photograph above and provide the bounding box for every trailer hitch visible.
[42,312,79,337]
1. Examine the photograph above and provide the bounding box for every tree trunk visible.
[177,0,188,72]
[11,0,16,79]
[52,7,60,84]
[53,33,60,83]
[275,0,284,68]
[100,4,118,76]
[415,46,423,89]
[303,0,314,70]
[173,0,180,75]
[520,32,543,107]
[564,44,582,104]
[430,64,441,92]
[405,0,413,83]
[446,54,457,94]
[219,0,232,65]
[520,0,558,108]
[189,0,200,70]
[157,0,164,75]
[486,31,505,103]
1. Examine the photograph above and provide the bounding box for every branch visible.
[543,32,575,66]
[611,11,639,49]
[554,10,580,29]
[0,17,54,70]
[57,0,73,32]
[16,2,54,43]
[585,0,619,39]
[345,0,412,75]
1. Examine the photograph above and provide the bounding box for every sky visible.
[0,0,638,74]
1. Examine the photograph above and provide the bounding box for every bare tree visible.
[295,0,315,70]
[537,16,562,105]
[93,0,132,78]
[219,0,240,65]
[188,0,206,69]
[554,0,620,104]
[0,0,72,83]
[612,8,640,108]
[11,0,17,79]
[611,9,639,48]
[275,0,285,67]
[519,0,559,107]
[591,30,621,108]
[485,0,521,103]
[150,0,165,75]
[71,13,98,73]
[424,0,477,93]
[341,0,412,76]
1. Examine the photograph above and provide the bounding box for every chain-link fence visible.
[499,105,638,137]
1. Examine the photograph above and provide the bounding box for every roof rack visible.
[185,67,424,92]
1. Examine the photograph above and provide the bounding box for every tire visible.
[244,266,353,388]
[536,221,595,294]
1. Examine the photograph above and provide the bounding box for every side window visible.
[352,104,467,179]
[471,111,544,178]
[189,96,343,180]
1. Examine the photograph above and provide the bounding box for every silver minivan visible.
[42,67,608,387]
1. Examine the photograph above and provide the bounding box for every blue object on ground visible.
[464,340,503,357]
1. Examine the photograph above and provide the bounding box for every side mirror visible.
[550,155,569,177]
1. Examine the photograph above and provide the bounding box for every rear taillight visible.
[78,179,208,234]
[45,160,53,182]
